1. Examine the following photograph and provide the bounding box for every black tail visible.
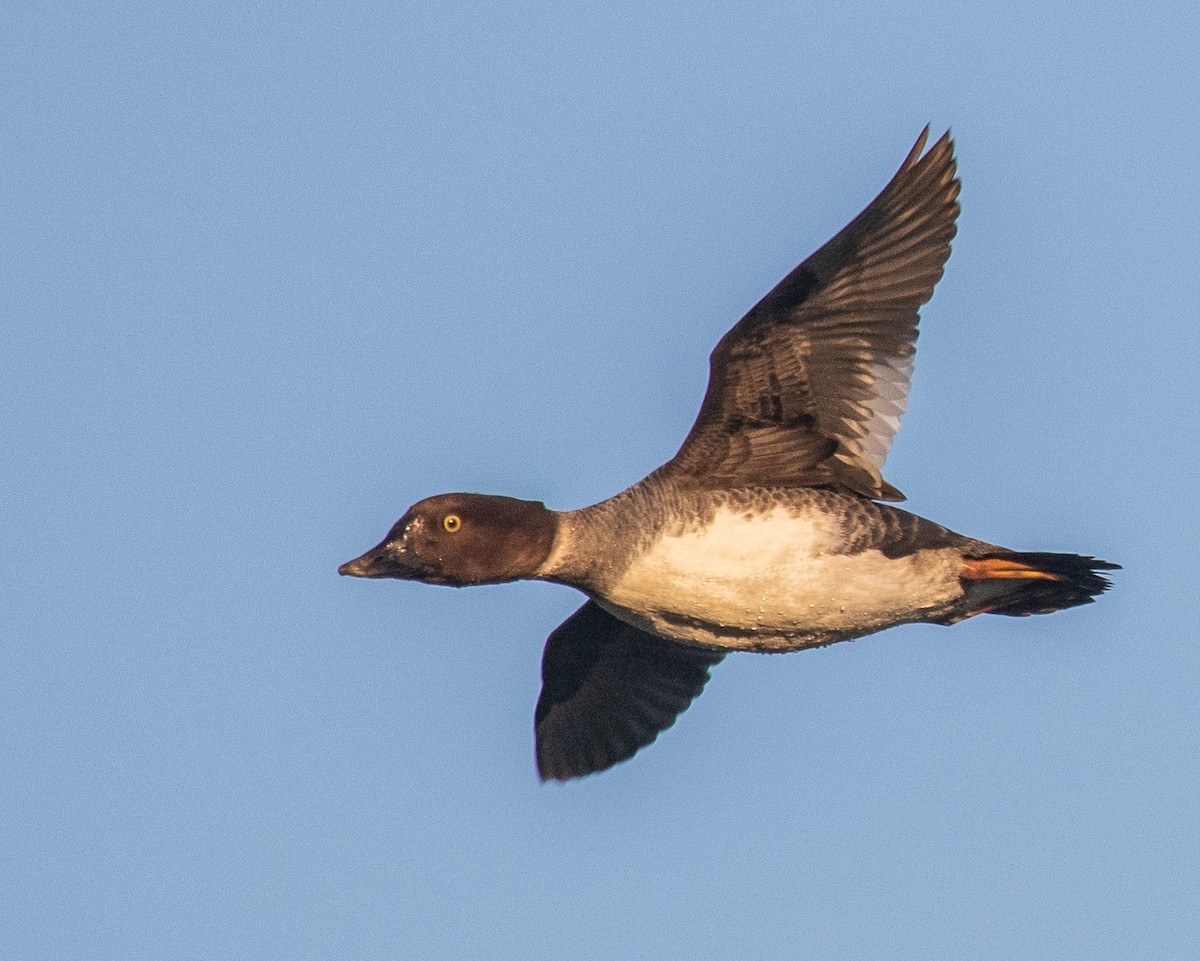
[959,552,1120,618]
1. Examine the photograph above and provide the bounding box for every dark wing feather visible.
[663,128,960,500]
[534,601,724,782]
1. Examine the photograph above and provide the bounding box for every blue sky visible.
[4,2,1198,958]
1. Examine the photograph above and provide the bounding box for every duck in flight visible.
[340,129,1118,782]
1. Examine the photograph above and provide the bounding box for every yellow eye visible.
[442,514,461,533]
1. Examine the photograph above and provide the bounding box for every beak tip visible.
[339,544,414,580]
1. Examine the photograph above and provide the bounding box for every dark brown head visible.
[338,493,558,587]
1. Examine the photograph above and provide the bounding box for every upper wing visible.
[534,601,724,782]
[662,128,960,501]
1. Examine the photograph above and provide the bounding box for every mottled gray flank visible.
[545,478,998,595]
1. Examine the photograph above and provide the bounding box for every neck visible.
[536,477,674,590]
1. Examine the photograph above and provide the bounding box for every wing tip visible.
[903,125,931,167]
[907,124,954,157]
[900,125,957,189]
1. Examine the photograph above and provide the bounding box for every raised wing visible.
[662,128,960,501]
[534,601,723,782]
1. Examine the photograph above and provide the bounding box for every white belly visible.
[600,506,963,651]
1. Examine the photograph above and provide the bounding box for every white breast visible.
[600,506,963,651]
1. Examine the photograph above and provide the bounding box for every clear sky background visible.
[4,2,1198,959]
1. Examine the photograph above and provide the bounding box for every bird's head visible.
[339,493,558,587]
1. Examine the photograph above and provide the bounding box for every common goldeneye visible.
[340,129,1118,781]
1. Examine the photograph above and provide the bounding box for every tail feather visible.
[960,552,1119,618]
